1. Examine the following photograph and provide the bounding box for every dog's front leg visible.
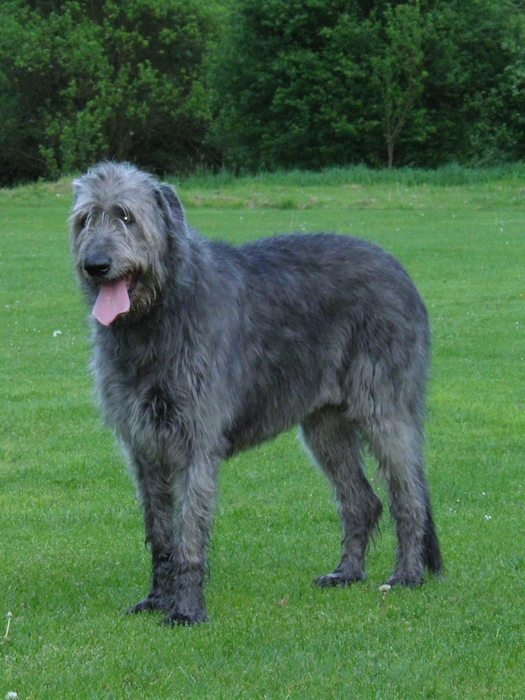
[125,451,179,615]
[165,453,220,626]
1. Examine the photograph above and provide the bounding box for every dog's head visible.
[70,161,188,326]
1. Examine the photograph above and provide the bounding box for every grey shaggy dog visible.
[70,161,442,626]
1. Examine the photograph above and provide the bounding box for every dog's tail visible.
[423,500,443,575]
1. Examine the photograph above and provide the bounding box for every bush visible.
[0,0,217,184]
[208,0,380,171]
[209,0,525,171]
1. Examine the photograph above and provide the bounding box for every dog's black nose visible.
[84,255,111,278]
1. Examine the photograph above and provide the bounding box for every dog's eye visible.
[119,209,134,225]
[79,214,89,229]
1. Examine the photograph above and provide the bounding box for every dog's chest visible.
[96,334,200,440]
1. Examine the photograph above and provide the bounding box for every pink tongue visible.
[92,279,130,326]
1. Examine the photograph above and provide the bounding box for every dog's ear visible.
[155,184,186,231]
[72,177,84,203]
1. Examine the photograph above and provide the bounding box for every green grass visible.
[2,168,525,698]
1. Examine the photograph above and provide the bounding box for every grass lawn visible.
[1,168,525,698]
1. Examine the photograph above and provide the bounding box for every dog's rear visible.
[225,232,441,587]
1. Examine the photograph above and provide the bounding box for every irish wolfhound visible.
[70,162,442,625]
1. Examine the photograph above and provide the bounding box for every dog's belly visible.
[223,409,296,456]
[222,377,339,457]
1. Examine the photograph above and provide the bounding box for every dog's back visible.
[201,232,429,455]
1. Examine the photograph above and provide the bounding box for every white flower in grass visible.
[6,692,19,699]
[53,330,62,337]
[379,584,392,610]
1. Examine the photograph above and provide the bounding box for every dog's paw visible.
[162,585,208,626]
[314,569,365,588]
[163,605,208,626]
[386,572,423,588]
[126,595,167,614]
[386,565,424,588]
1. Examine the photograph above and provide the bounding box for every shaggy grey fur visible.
[70,161,442,626]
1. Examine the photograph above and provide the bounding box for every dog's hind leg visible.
[364,414,443,587]
[301,407,383,587]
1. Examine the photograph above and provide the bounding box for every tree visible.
[211,0,433,170]
[371,1,427,168]
[2,0,525,182]
[418,0,523,165]
[209,0,379,171]
[0,0,216,184]
[210,0,525,171]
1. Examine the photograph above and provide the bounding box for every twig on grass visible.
[4,611,13,640]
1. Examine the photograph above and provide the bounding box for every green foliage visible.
[468,9,525,163]
[209,0,377,171]
[372,1,427,167]
[2,0,525,182]
[419,0,523,166]
[0,0,217,184]
[2,169,525,697]
[209,0,525,171]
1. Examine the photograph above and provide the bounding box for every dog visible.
[70,161,442,625]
